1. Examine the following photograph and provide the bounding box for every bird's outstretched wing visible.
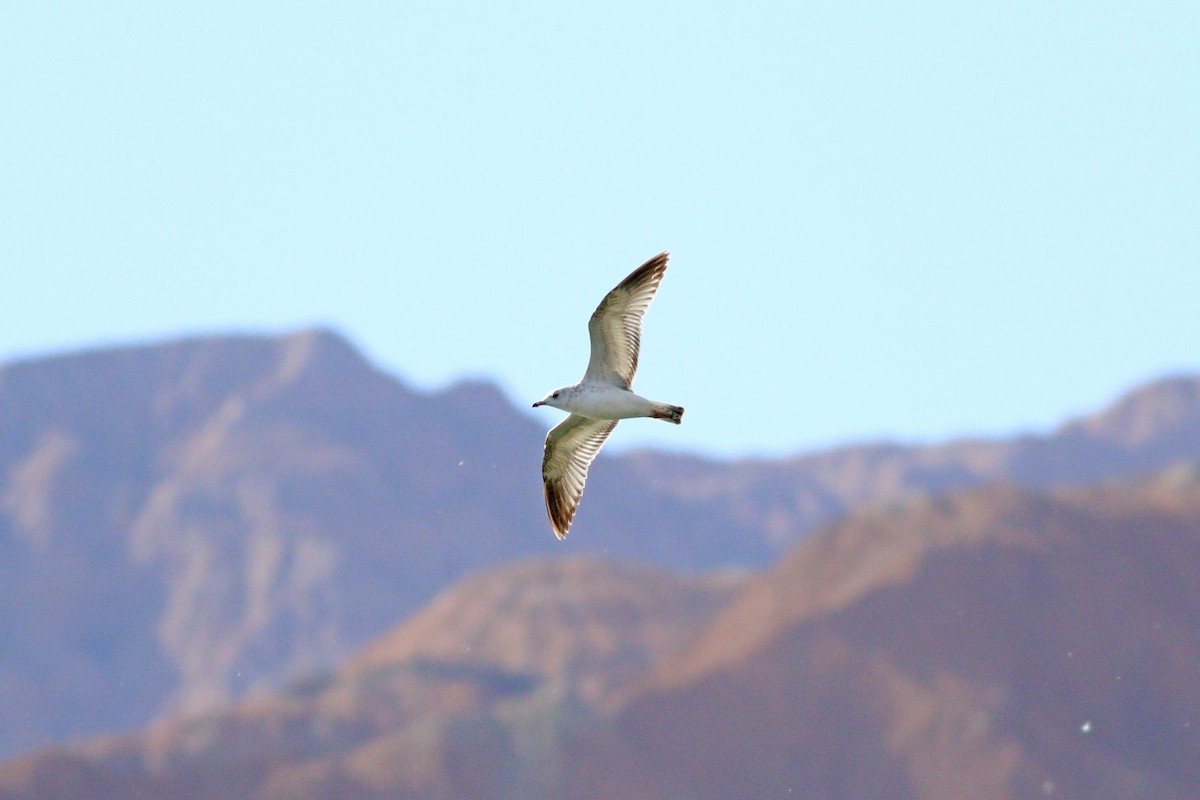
[583,252,668,389]
[541,414,619,538]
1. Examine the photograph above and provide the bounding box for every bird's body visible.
[541,382,678,421]
[533,252,684,539]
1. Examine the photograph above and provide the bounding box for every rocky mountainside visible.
[344,557,747,705]
[0,328,770,757]
[3,470,1197,800]
[0,557,742,800]
[2,328,1200,758]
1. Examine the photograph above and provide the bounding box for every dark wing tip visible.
[617,252,669,290]
[544,480,573,539]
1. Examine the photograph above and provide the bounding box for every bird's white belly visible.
[568,385,655,420]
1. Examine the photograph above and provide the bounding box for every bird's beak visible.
[532,401,543,408]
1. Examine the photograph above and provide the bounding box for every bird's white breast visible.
[566,383,657,420]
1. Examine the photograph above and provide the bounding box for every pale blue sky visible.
[2,2,1197,456]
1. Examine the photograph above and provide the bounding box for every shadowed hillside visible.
[0,557,740,800]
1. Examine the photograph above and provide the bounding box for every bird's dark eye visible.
[552,392,560,398]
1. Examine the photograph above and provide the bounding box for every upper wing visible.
[583,252,669,389]
[541,414,619,539]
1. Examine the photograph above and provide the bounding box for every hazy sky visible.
[3,2,1197,456]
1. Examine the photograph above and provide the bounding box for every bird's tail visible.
[651,403,684,424]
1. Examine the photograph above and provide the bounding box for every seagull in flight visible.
[533,252,684,539]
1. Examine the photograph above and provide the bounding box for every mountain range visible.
[2,471,1197,799]
[2,328,1199,766]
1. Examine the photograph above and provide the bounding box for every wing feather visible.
[583,252,669,389]
[541,414,618,539]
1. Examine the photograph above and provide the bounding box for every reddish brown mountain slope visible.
[347,556,745,704]
[616,472,1200,800]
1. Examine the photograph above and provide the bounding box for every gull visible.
[533,252,684,539]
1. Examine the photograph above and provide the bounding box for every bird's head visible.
[532,388,569,410]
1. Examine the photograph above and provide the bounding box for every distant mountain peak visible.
[1061,374,1200,447]
[274,326,369,379]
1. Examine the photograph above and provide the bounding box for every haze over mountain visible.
[4,470,1196,800]
[2,329,1200,759]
